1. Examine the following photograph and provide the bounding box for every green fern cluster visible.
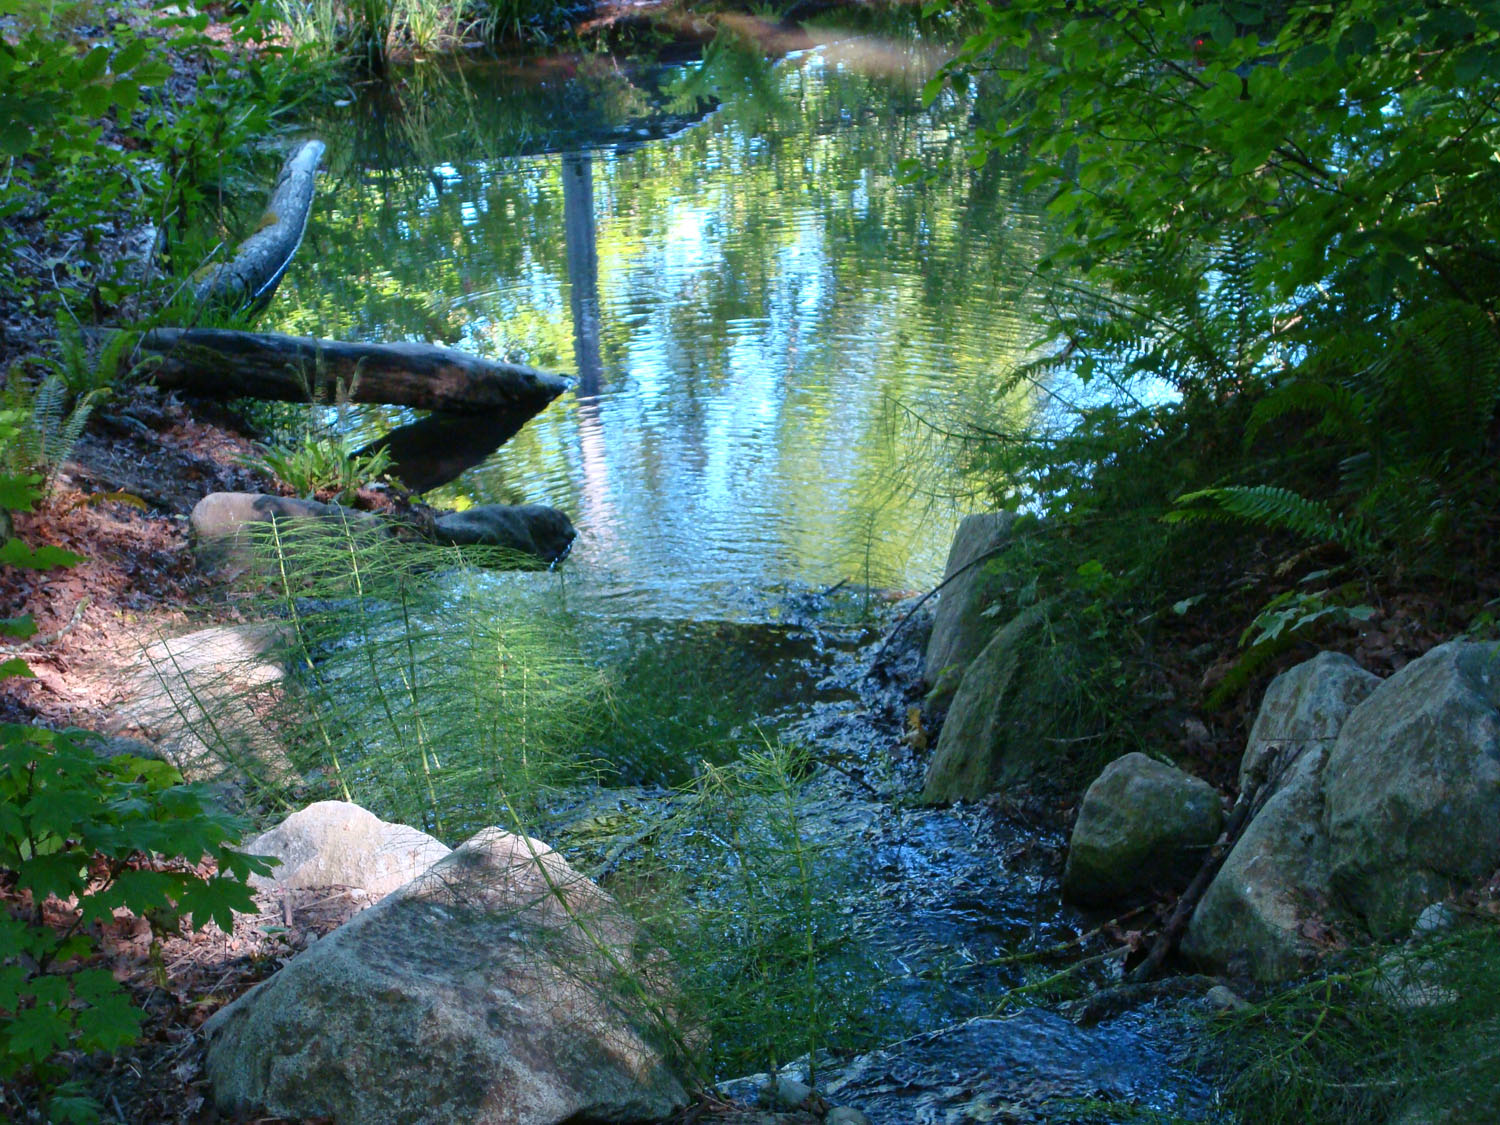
[0,375,104,498]
[1166,486,1370,556]
[239,431,396,503]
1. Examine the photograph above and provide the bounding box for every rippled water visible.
[272,33,1052,616]
[260,40,1219,1115]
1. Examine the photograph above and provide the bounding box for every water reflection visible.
[359,409,532,493]
[274,36,1053,617]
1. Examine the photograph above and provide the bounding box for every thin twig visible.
[3,595,91,656]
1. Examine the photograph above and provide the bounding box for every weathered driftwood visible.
[138,327,571,415]
[194,140,326,311]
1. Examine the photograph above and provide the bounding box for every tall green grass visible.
[1204,920,1500,1124]
[610,738,887,1082]
[270,0,572,61]
[220,518,607,835]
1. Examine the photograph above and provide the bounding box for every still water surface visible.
[274,34,1052,615]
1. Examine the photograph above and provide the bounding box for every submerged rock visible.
[1325,641,1500,936]
[243,801,451,900]
[818,1009,1207,1124]
[205,827,688,1125]
[431,503,576,564]
[1185,652,1378,979]
[190,491,386,572]
[1062,752,1222,906]
[923,512,1014,704]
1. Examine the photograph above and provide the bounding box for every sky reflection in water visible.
[273,35,1053,617]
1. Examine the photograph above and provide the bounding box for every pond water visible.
[259,32,1217,1118]
[272,30,1051,616]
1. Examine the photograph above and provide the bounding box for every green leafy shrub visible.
[923,0,1500,728]
[0,0,307,323]
[240,431,396,503]
[0,467,272,1119]
[0,726,272,1093]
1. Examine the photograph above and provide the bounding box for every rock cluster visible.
[207,815,688,1125]
[1057,643,1500,979]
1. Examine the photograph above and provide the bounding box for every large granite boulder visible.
[1325,641,1500,936]
[108,623,293,792]
[191,491,385,573]
[1184,653,1379,979]
[206,828,688,1125]
[1062,753,1222,906]
[923,512,1015,704]
[1237,652,1383,798]
[243,801,451,900]
[921,606,1046,802]
[432,504,576,564]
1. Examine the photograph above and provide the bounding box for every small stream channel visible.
[267,28,1222,1122]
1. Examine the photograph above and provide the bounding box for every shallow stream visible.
[267,30,1219,1120]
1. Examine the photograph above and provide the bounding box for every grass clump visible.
[616,738,887,1082]
[1203,920,1500,1124]
[162,518,607,837]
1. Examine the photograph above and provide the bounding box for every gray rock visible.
[923,512,1015,703]
[108,623,293,792]
[758,1075,815,1111]
[1373,952,1459,1011]
[431,504,576,564]
[1183,742,1344,979]
[206,827,688,1125]
[1183,653,1378,978]
[826,1108,871,1125]
[1203,985,1248,1013]
[1062,753,1222,906]
[920,607,1048,803]
[1325,641,1500,936]
[190,491,385,573]
[1412,902,1459,938]
[243,801,451,900]
[1239,651,1381,798]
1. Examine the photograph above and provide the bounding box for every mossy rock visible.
[921,606,1051,803]
[923,512,1015,707]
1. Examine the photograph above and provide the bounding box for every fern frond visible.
[1166,485,1369,553]
[1244,378,1370,451]
[31,376,66,465]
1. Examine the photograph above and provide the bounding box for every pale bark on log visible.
[137,327,571,415]
[193,140,326,310]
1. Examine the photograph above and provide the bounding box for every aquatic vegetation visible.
[614,738,888,1082]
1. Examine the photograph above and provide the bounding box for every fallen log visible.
[136,327,571,415]
[193,140,326,311]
